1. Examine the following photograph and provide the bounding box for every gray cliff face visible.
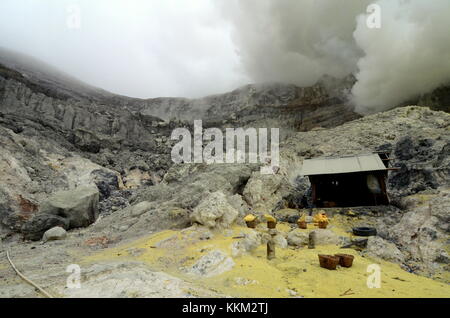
[0,70,155,151]
[119,81,361,134]
[0,51,360,238]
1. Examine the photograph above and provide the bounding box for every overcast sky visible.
[1,1,449,113]
[0,0,249,98]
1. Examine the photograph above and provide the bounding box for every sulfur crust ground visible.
[84,221,450,298]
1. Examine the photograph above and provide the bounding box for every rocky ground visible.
[0,51,449,298]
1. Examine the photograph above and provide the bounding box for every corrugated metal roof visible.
[302,154,387,176]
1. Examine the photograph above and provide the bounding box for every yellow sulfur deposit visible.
[314,212,329,223]
[244,214,256,222]
[85,222,450,298]
[264,214,277,223]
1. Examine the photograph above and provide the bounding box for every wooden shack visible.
[302,154,390,207]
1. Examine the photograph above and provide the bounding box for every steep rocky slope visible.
[0,50,360,238]
[0,106,448,298]
[279,106,450,279]
[0,50,449,298]
[118,79,360,132]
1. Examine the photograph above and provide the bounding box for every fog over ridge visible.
[1,0,449,113]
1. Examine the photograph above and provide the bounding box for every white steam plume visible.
[221,0,450,114]
[353,0,450,113]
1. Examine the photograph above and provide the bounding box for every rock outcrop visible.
[39,184,99,228]
[243,172,284,212]
[187,250,235,277]
[190,191,239,229]
[365,236,406,264]
[22,185,99,240]
[20,214,69,241]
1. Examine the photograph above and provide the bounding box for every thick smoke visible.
[221,0,450,114]
[353,0,450,113]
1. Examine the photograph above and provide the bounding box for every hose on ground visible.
[6,249,54,298]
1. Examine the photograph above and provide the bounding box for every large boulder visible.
[22,185,99,240]
[62,262,221,298]
[21,214,69,241]
[190,191,238,229]
[39,184,99,228]
[376,190,450,275]
[243,172,284,212]
[366,236,406,264]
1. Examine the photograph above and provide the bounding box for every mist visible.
[221,0,450,113]
[1,1,449,112]
[0,0,249,98]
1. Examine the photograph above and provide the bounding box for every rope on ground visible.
[6,249,54,298]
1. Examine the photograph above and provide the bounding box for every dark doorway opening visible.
[309,171,389,208]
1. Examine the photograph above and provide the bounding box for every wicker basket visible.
[318,254,339,270]
[335,254,354,268]
[318,221,328,229]
[297,220,307,229]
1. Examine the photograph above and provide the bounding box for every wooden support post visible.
[267,221,277,260]
[267,240,275,260]
[308,231,316,249]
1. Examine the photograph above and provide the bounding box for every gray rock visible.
[22,214,69,241]
[274,208,300,223]
[190,191,238,229]
[377,190,450,273]
[90,169,119,200]
[42,226,67,242]
[62,261,223,298]
[366,236,405,264]
[188,250,235,277]
[129,201,152,217]
[286,229,309,246]
[40,184,99,229]
[227,194,250,220]
[388,135,449,196]
[243,172,283,212]
[309,229,340,246]
[273,234,288,248]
